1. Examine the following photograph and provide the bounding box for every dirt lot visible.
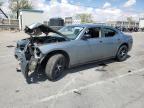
[0,31,144,108]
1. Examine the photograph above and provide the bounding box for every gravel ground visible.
[0,31,144,108]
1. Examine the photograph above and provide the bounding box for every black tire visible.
[45,54,66,80]
[116,45,128,62]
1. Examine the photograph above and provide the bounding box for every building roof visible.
[65,24,120,31]
[19,9,44,13]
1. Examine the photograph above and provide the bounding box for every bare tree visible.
[127,17,133,28]
[9,0,32,19]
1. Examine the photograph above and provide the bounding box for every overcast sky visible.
[0,0,144,22]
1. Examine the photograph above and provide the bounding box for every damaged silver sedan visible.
[15,23,133,82]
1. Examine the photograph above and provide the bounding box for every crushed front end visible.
[14,23,67,82]
[19,42,43,79]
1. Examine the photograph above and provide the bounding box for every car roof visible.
[67,24,119,32]
[67,24,112,28]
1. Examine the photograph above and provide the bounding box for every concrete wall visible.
[0,18,19,30]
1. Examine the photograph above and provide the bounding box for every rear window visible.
[103,28,116,37]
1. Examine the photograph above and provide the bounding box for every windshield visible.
[49,26,84,40]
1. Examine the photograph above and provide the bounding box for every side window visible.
[85,27,101,38]
[103,28,116,37]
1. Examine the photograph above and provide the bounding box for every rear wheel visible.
[116,45,128,62]
[45,54,66,80]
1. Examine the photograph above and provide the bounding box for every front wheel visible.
[116,45,128,62]
[45,54,66,80]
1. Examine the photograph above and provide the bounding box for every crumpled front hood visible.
[24,23,68,39]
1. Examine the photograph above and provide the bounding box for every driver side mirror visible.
[82,34,91,40]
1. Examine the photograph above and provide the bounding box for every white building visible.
[139,18,144,29]
[19,9,44,30]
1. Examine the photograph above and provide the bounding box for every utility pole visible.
[16,1,19,19]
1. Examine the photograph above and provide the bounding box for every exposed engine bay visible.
[17,36,66,60]
[30,36,66,45]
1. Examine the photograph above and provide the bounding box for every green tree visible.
[127,17,133,28]
[76,13,93,23]
[9,0,32,19]
[0,2,3,6]
[127,17,133,22]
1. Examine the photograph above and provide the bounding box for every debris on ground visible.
[98,63,107,66]
[6,45,15,48]
[128,70,132,73]
[15,90,20,93]
[16,67,21,72]
[73,89,81,95]
[112,81,116,83]
[96,68,107,72]
[95,63,108,72]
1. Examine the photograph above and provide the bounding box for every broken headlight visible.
[34,48,42,58]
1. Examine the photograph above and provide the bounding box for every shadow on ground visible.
[25,55,130,84]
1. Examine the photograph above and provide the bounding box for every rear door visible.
[100,27,119,58]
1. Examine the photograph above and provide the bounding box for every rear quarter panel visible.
[108,31,132,57]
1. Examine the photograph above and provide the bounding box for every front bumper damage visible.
[14,46,33,78]
[17,44,46,82]
[19,51,39,79]
[15,47,22,60]
[19,52,29,78]
[14,23,66,82]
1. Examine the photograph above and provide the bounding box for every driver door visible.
[83,27,104,60]
[70,39,94,65]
